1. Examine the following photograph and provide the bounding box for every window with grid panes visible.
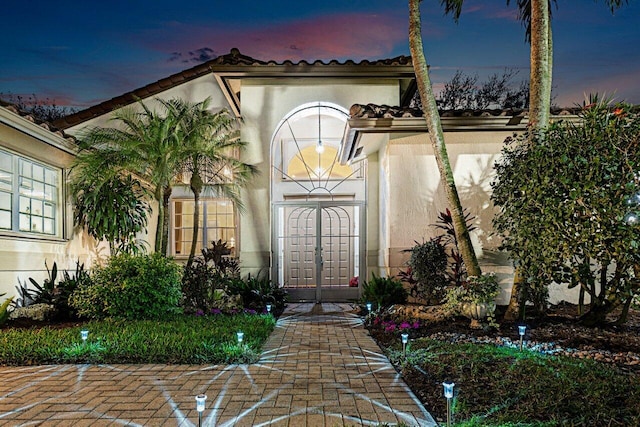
[0,149,59,236]
[172,199,236,256]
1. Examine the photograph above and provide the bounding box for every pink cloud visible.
[556,68,640,106]
[142,12,410,62]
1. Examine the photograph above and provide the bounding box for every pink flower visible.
[385,324,397,332]
[400,322,411,330]
[412,321,420,329]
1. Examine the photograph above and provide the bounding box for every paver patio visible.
[0,303,436,426]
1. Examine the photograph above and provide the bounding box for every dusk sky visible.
[2,1,639,110]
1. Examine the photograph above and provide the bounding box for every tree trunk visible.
[187,171,204,269]
[408,0,481,277]
[503,267,523,321]
[161,186,172,256]
[528,0,552,130]
[154,186,164,253]
[504,0,553,320]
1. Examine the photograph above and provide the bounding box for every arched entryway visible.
[271,102,366,301]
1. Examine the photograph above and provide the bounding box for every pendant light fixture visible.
[315,105,325,154]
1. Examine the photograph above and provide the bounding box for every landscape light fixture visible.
[401,333,409,356]
[237,331,244,344]
[518,325,527,351]
[266,304,272,314]
[366,302,372,313]
[195,394,207,427]
[624,211,639,225]
[443,382,455,427]
[80,330,89,343]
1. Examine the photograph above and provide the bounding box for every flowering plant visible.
[349,276,359,287]
[372,316,420,333]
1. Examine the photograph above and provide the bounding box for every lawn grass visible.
[388,338,640,426]
[0,314,275,365]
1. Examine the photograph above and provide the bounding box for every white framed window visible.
[0,149,60,236]
[172,198,236,257]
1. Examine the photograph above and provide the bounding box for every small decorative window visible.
[0,149,60,236]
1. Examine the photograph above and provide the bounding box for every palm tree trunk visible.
[528,0,552,129]
[187,170,204,269]
[504,0,553,321]
[154,186,164,253]
[161,186,172,255]
[409,0,481,277]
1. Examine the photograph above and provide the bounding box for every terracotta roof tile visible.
[349,103,580,119]
[54,48,414,130]
[0,100,76,143]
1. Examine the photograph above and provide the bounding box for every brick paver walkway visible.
[0,303,436,426]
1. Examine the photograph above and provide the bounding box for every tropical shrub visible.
[11,261,90,320]
[362,273,408,310]
[181,240,240,313]
[0,294,13,327]
[72,174,150,255]
[71,253,183,320]
[492,97,640,325]
[227,272,287,314]
[400,209,476,304]
[404,239,448,304]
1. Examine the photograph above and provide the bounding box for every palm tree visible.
[164,98,257,267]
[73,100,183,253]
[409,0,482,277]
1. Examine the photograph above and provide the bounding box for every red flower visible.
[349,276,359,287]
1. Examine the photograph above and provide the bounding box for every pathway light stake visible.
[366,302,372,313]
[195,393,206,427]
[266,304,272,314]
[80,330,89,344]
[443,382,454,427]
[401,333,409,356]
[518,325,527,351]
[237,331,244,345]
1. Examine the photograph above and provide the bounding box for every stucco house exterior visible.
[0,102,104,299]
[26,49,577,304]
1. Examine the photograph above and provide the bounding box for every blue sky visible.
[1,0,639,109]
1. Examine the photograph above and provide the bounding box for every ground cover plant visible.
[393,339,640,426]
[0,312,275,365]
[366,304,640,426]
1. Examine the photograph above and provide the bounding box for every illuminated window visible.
[172,199,236,256]
[0,149,59,236]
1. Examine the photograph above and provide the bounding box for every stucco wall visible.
[385,131,510,301]
[239,79,401,275]
[0,109,105,299]
[382,130,582,305]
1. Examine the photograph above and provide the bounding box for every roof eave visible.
[340,114,582,164]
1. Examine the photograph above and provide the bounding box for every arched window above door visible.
[271,102,364,200]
